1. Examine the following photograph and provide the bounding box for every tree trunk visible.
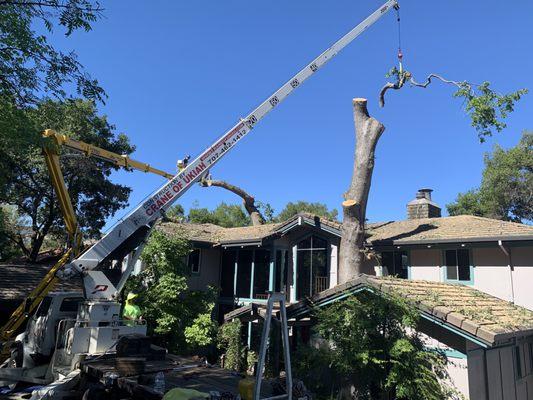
[199,177,264,226]
[338,98,385,284]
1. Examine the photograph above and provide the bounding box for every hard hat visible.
[126,292,138,301]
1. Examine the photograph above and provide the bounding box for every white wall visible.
[472,247,514,303]
[512,247,533,311]
[409,249,442,281]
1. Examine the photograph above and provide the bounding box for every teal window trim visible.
[425,346,467,360]
[442,248,475,285]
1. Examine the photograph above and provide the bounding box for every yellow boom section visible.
[43,129,174,180]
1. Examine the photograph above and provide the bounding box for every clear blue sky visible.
[51,0,532,227]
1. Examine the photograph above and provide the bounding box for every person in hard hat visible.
[176,155,190,172]
[123,292,142,325]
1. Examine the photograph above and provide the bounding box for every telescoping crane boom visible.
[63,0,399,301]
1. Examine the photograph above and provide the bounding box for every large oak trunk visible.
[338,98,385,283]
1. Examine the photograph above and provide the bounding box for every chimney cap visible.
[416,188,433,199]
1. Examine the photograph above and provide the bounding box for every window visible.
[297,236,328,299]
[444,249,471,283]
[380,251,409,279]
[220,250,236,298]
[236,250,253,298]
[253,250,270,298]
[188,249,201,274]
[59,297,83,312]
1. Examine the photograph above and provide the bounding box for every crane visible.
[0,0,399,390]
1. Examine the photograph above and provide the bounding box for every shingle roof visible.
[161,214,533,247]
[0,263,82,301]
[366,215,533,245]
[286,275,533,346]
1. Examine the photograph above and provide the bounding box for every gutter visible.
[371,236,533,246]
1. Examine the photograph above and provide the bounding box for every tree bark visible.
[199,177,264,226]
[338,99,385,284]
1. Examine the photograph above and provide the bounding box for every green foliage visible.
[446,190,487,218]
[188,202,251,227]
[185,311,218,347]
[0,99,134,260]
[165,204,186,222]
[295,292,457,400]
[0,205,22,260]
[453,82,527,142]
[447,131,533,222]
[128,229,217,353]
[0,0,105,105]
[217,320,244,371]
[275,201,338,222]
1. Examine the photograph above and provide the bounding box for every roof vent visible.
[407,188,441,220]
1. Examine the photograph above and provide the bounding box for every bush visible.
[126,229,217,354]
[294,292,461,400]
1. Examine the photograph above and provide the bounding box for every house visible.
[162,188,533,313]
[157,188,533,400]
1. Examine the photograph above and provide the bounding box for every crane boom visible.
[63,0,399,300]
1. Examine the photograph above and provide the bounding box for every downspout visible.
[498,240,515,304]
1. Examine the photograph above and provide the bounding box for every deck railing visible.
[314,276,329,294]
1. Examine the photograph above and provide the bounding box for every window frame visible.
[294,233,330,299]
[188,248,201,275]
[442,248,474,285]
[379,250,410,279]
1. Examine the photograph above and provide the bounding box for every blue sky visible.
[51,1,532,227]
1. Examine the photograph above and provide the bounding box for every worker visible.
[177,155,191,172]
[123,292,142,325]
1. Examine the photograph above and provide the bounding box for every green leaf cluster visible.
[0,0,105,105]
[274,201,338,222]
[453,82,528,142]
[127,230,217,353]
[293,292,459,400]
[217,319,244,371]
[447,131,532,223]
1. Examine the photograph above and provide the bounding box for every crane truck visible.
[0,1,399,397]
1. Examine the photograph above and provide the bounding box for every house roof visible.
[161,213,533,247]
[366,215,533,245]
[286,274,533,346]
[158,212,337,247]
[0,263,82,301]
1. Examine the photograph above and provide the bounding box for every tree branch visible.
[199,176,265,226]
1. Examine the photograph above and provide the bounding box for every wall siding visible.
[409,249,441,281]
[473,248,514,302]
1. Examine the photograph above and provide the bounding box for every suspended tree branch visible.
[378,68,527,141]
[199,177,265,226]
[338,98,385,283]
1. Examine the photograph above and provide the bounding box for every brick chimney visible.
[407,188,441,220]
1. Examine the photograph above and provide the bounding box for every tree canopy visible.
[0,99,134,260]
[0,0,105,105]
[447,131,532,223]
[165,200,338,229]
[275,201,338,222]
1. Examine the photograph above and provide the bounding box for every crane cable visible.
[395,5,403,73]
